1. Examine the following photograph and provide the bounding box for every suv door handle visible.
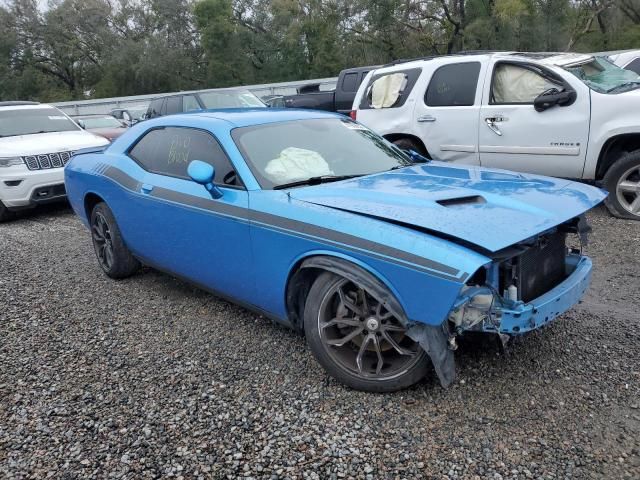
[141,183,154,194]
[485,118,503,136]
[417,115,436,123]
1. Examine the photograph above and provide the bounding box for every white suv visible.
[352,52,640,219]
[0,102,109,221]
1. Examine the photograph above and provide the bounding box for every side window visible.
[148,100,163,118]
[367,72,408,108]
[341,73,359,92]
[128,127,240,186]
[165,96,182,115]
[491,63,562,104]
[625,58,640,75]
[425,62,481,107]
[183,95,200,112]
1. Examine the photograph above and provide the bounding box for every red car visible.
[72,115,128,142]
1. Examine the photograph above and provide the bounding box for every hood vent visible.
[436,195,486,207]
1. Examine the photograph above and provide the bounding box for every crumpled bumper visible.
[497,254,591,334]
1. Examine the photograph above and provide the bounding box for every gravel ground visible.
[0,203,638,479]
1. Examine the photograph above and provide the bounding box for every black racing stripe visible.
[104,166,140,192]
[150,186,249,220]
[250,211,461,279]
[251,217,466,281]
[101,166,466,281]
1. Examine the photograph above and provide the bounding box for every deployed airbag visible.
[264,147,334,183]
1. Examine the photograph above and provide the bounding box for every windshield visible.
[0,107,80,137]
[79,116,123,129]
[565,56,640,94]
[232,118,412,189]
[128,107,147,119]
[199,90,266,109]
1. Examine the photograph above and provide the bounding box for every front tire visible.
[304,272,430,392]
[603,150,640,220]
[90,202,140,278]
[0,201,14,223]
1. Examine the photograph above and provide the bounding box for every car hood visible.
[87,127,127,140]
[0,130,109,156]
[289,163,607,253]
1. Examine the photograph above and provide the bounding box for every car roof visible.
[374,51,595,72]
[153,88,253,100]
[0,103,54,112]
[163,108,343,128]
[0,101,40,107]
[72,114,116,118]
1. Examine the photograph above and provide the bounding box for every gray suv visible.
[146,89,266,119]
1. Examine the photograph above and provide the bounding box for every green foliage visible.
[1,0,639,102]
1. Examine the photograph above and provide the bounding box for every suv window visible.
[129,127,240,186]
[183,95,200,112]
[425,62,481,107]
[491,63,562,104]
[625,58,640,75]
[165,96,182,115]
[360,68,422,110]
[147,99,164,119]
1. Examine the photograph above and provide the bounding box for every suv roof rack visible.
[0,101,40,107]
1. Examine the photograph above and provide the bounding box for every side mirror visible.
[122,111,132,122]
[534,88,576,112]
[77,119,86,129]
[188,160,222,199]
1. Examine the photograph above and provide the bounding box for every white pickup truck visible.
[352,52,640,219]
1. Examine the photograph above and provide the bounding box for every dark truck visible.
[282,66,376,114]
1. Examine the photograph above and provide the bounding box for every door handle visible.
[140,183,154,194]
[485,118,503,136]
[417,115,436,123]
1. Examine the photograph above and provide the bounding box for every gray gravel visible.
[1,203,638,479]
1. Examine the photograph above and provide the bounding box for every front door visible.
[478,60,590,178]
[412,61,485,164]
[122,125,253,302]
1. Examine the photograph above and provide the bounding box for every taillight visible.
[349,110,357,121]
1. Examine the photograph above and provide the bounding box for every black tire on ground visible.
[90,202,140,278]
[392,137,427,156]
[0,201,14,223]
[303,271,431,392]
[603,150,640,220]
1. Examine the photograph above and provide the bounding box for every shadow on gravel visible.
[6,201,73,223]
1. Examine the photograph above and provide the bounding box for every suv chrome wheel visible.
[616,164,640,216]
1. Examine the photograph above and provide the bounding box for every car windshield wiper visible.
[607,81,640,93]
[273,174,363,190]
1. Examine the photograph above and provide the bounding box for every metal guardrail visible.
[53,77,339,115]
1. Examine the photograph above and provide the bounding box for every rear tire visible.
[603,150,640,220]
[90,202,140,278]
[304,271,430,392]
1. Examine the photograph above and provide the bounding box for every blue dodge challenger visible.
[65,109,606,392]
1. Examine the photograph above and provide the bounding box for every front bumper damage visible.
[408,253,592,388]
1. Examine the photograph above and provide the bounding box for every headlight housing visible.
[0,156,24,168]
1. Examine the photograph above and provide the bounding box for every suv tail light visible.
[349,110,357,121]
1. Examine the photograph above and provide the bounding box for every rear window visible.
[341,73,359,92]
[425,62,481,107]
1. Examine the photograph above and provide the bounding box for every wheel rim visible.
[92,212,114,270]
[616,165,640,216]
[317,278,423,381]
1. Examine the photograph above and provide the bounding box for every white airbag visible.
[265,147,334,183]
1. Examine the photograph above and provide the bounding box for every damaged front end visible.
[408,216,593,388]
